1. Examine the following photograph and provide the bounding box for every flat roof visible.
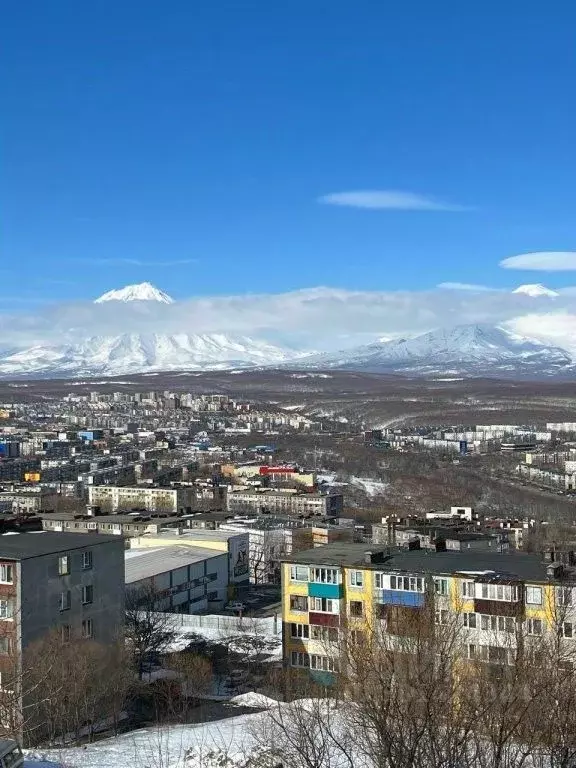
[142,529,246,542]
[0,531,121,560]
[283,544,560,582]
[125,545,225,583]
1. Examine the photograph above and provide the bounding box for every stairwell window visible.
[0,600,13,621]
[349,571,364,588]
[81,619,93,639]
[434,578,449,596]
[562,621,574,638]
[527,618,543,636]
[60,590,71,612]
[82,551,93,570]
[0,565,13,585]
[349,601,364,618]
[525,586,542,605]
[58,555,70,576]
[82,585,93,605]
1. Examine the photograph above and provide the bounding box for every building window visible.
[0,565,13,585]
[310,568,340,585]
[390,575,424,593]
[311,625,339,642]
[349,571,364,588]
[527,618,542,636]
[0,600,13,621]
[435,609,449,625]
[290,565,309,582]
[525,586,542,605]
[82,585,93,605]
[0,636,12,654]
[463,612,477,628]
[310,597,339,614]
[58,555,70,576]
[461,581,475,598]
[349,601,363,618]
[310,654,337,672]
[60,591,71,612]
[61,624,71,643]
[82,551,93,570]
[562,622,574,639]
[479,583,519,602]
[557,587,573,607]
[374,573,385,589]
[290,623,309,639]
[289,595,308,613]
[479,614,515,633]
[81,619,93,639]
[290,650,310,668]
[434,578,449,596]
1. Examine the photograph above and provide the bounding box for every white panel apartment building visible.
[88,485,195,514]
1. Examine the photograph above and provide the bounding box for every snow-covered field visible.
[25,696,276,768]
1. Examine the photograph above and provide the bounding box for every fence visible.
[159,612,281,636]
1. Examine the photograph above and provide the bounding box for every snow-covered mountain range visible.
[0,281,575,379]
[295,324,573,378]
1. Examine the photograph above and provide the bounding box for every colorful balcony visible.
[376,589,425,607]
[308,582,343,599]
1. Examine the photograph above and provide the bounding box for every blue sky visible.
[3,1,576,305]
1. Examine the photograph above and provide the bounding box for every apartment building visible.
[226,489,343,518]
[281,544,576,682]
[88,485,195,514]
[0,532,125,738]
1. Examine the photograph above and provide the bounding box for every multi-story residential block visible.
[88,485,195,514]
[0,532,125,740]
[281,544,576,682]
[226,489,343,518]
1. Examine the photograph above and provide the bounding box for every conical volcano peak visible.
[94,282,174,304]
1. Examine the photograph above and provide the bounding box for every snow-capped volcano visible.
[512,284,559,298]
[294,323,573,378]
[0,333,304,377]
[94,282,174,304]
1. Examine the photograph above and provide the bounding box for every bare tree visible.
[125,583,178,679]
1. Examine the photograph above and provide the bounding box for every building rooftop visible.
[283,544,564,583]
[140,528,245,542]
[0,531,121,559]
[124,545,224,583]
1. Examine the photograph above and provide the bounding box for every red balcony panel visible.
[309,612,340,627]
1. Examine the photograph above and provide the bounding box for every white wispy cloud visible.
[74,258,197,267]
[0,284,571,352]
[437,282,495,291]
[318,190,469,211]
[500,252,576,271]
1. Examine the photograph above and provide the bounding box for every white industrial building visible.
[124,545,229,613]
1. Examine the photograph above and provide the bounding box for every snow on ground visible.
[350,476,389,497]
[26,709,264,768]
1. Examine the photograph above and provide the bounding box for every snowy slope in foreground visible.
[0,333,303,377]
[297,324,573,378]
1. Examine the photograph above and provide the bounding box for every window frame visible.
[81,618,93,639]
[81,584,93,605]
[0,600,14,621]
[349,570,364,588]
[81,551,93,570]
[58,555,70,576]
[60,590,71,612]
[290,565,309,582]
[525,586,542,606]
[290,622,310,639]
[0,564,13,585]
[433,578,449,596]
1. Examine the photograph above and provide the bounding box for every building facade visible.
[281,545,575,681]
[226,489,343,517]
[88,485,195,514]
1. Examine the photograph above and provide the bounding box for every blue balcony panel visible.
[311,671,337,687]
[308,582,343,599]
[377,589,425,607]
